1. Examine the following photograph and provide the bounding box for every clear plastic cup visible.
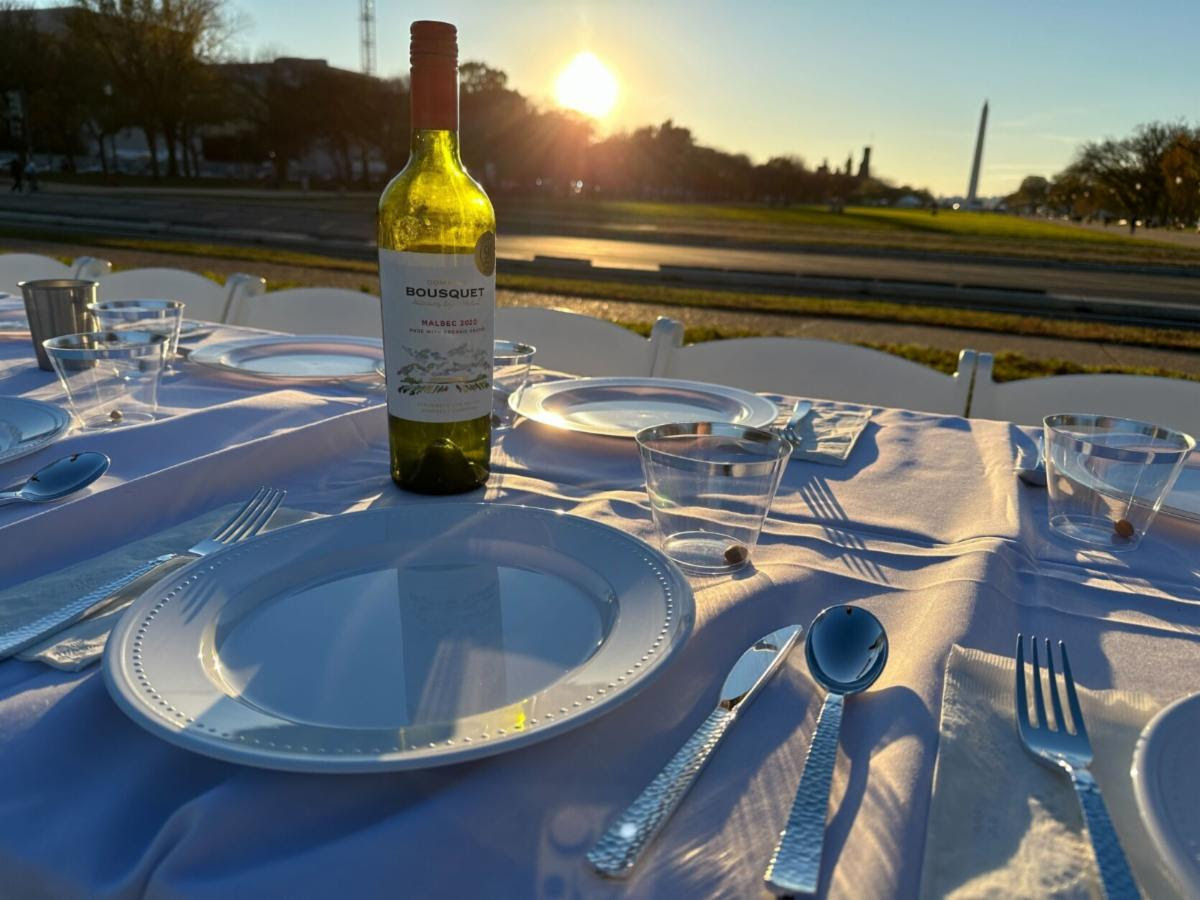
[1043,413,1195,552]
[636,422,790,574]
[43,330,169,428]
[89,300,185,358]
[493,339,535,431]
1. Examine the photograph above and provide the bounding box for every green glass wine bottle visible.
[378,20,496,494]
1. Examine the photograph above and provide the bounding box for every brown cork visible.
[410,21,458,131]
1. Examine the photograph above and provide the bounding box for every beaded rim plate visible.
[510,377,778,439]
[0,397,70,466]
[1132,691,1200,892]
[188,335,383,381]
[103,503,695,773]
[1160,464,1200,524]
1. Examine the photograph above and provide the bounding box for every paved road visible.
[2,188,1198,306]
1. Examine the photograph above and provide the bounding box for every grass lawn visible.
[501,199,1200,267]
[500,272,1200,353]
[615,321,1200,384]
[14,228,1196,353]
[8,228,1198,384]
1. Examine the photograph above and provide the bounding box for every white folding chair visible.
[970,352,1200,436]
[661,336,977,415]
[226,286,381,337]
[72,257,112,281]
[97,268,233,323]
[224,273,266,320]
[495,307,683,376]
[0,253,73,294]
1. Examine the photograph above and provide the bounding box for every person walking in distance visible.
[9,157,22,193]
[23,158,38,192]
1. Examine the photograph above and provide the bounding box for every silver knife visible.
[0,553,193,661]
[587,623,803,878]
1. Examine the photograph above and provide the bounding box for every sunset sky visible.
[233,0,1200,197]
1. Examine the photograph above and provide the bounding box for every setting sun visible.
[554,51,618,119]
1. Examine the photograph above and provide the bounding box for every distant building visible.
[857,146,871,181]
[966,100,988,208]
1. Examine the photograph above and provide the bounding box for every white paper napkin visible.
[919,645,1182,899]
[787,407,872,466]
[9,503,313,671]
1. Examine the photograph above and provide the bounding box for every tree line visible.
[0,1,930,204]
[1007,122,1200,231]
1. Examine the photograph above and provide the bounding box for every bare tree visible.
[70,0,232,178]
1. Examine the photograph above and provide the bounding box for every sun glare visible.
[554,52,618,119]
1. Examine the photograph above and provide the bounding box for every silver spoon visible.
[781,399,814,451]
[0,451,110,507]
[1015,434,1046,486]
[764,604,889,896]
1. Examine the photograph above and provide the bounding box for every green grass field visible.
[11,226,1196,355]
[8,228,1198,384]
[502,199,1200,267]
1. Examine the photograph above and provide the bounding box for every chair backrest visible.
[0,253,73,294]
[227,286,381,337]
[662,337,976,415]
[970,352,1200,436]
[72,256,113,281]
[97,268,229,322]
[495,307,682,376]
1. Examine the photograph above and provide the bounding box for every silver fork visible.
[1015,634,1141,899]
[0,486,286,660]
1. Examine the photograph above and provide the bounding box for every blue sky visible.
[230,0,1200,196]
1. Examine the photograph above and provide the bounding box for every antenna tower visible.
[360,0,376,76]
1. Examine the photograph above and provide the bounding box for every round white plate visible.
[189,335,383,381]
[1160,464,1200,524]
[178,319,215,339]
[103,503,695,773]
[1133,691,1200,892]
[0,295,28,333]
[0,397,70,466]
[511,377,779,439]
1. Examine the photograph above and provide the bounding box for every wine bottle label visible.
[379,246,495,423]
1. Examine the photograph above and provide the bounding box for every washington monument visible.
[966,100,988,207]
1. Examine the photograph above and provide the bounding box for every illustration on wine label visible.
[379,248,494,425]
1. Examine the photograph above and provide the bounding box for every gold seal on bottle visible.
[474,231,496,277]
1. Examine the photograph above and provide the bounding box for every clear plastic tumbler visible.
[636,422,790,574]
[1044,413,1194,552]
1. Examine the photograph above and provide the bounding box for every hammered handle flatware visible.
[587,625,804,879]
[0,554,176,660]
[764,691,845,895]
[587,707,735,877]
[1015,635,1140,899]
[0,487,285,663]
[1072,768,1139,898]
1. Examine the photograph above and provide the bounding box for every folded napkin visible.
[919,646,1180,899]
[787,407,872,466]
[10,503,314,671]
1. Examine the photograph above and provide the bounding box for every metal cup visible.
[20,279,100,370]
[19,279,98,370]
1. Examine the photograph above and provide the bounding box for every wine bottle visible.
[378,20,496,494]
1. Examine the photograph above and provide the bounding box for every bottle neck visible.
[410,60,458,131]
[409,129,462,166]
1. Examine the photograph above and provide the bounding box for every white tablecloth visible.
[2,325,1200,898]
